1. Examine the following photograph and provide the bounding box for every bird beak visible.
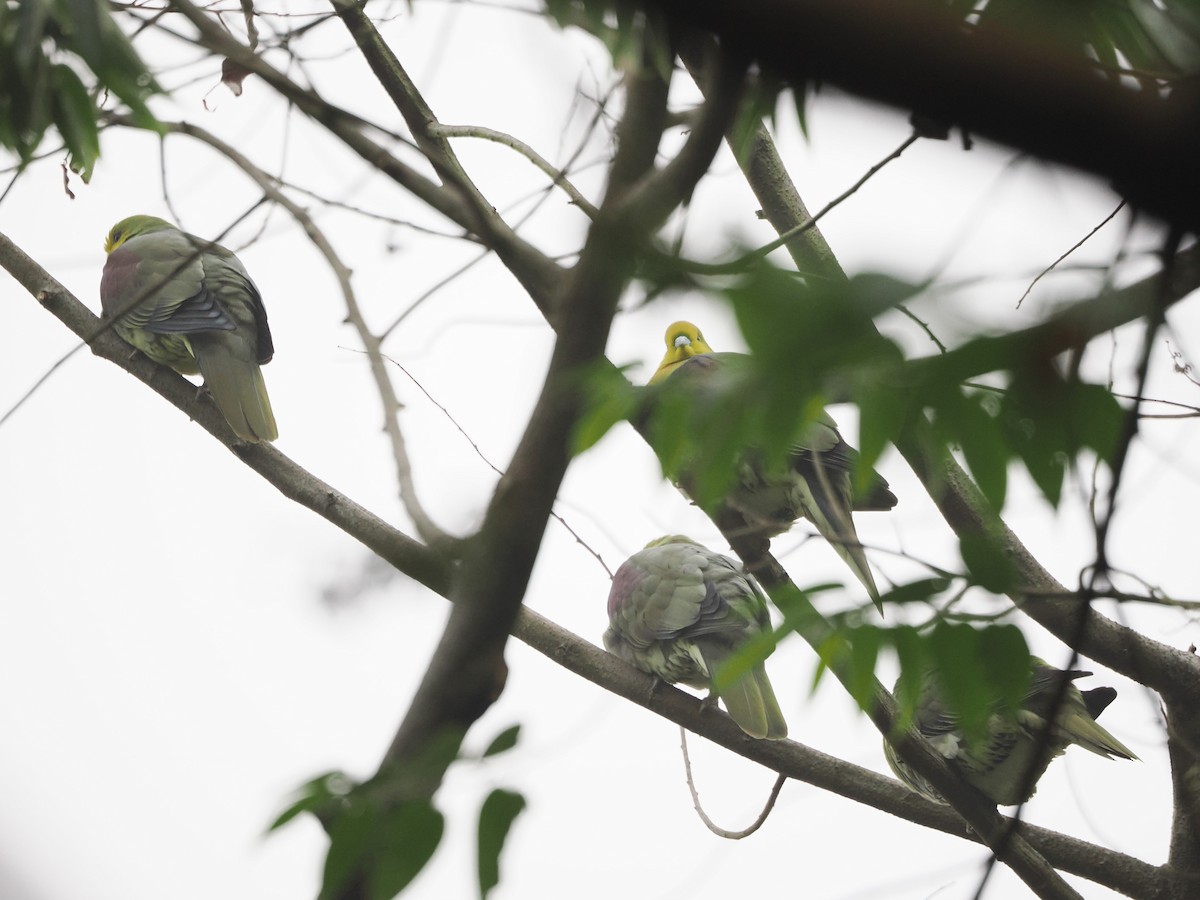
[673,335,692,349]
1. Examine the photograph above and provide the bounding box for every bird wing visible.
[101,228,236,335]
[199,244,274,363]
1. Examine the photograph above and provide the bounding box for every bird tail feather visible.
[699,643,788,739]
[791,471,881,609]
[715,663,788,740]
[195,339,278,442]
[1061,710,1138,760]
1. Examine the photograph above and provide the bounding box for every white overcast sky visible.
[1,2,1198,899]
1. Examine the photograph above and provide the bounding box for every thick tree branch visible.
[326,0,554,277]
[637,0,1200,228]
[612,41,747,227]
[1167,702,1200,886]
[514,606,1174,899]
[679,36,845,285]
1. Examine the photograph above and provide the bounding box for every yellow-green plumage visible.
[604,535,787,740]
[884,658,1137,806]
[100,215,277,442]
[647,321,896,609]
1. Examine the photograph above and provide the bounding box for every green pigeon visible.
[648,320,896,609]
[100,215,278,442]
[603,535,788,739]
[884,658,1138,806]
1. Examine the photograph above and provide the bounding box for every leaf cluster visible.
[270,725,525,900]
[0,0,160,180]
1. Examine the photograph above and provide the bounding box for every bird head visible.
[643,534,698,549]
[649,320,714,384]
[104,215,175,253]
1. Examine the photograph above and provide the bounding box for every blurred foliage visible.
[0,0,160,181]
[817,620,1032,744]
[576,258,1126,526]
[270,724,525,900]
[543,0,674,81]
[478,789,526,899]
[574,255,1123,714]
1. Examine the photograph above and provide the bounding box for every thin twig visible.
[382,354,614,578]
[1016,201,1126,309]
[0,343,86,432]
[651,133,919,276]
[429,124,599,218]
[679,726,786,838]
[176,119,453,548]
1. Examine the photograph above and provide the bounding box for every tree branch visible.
[165,0,565,313]
[160,119,459,552]
[428,123,599,219]
[513,606,1174,899]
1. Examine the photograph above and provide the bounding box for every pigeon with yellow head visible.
[100,215,277,442]
[648,320,895,608]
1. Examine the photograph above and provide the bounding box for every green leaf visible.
[320,803,379,900]
[481,725,521,759]
[930,622,990,743]
[944,389,1010,511]
[713,628,777,695]
[1064,382,1125,463]
[791,83,811,140]
[856,383,913,481]
[571,364,639,455]
[65,0,106,64]
[958,532,1017,593]
[51,63,100,182]
[369,802,445,900]
[875,577,949,607]
[477,789,526,900]
[269,770,355,832]
[889,625,928,730]
[845,625,881,710]
[979,625,1030,717]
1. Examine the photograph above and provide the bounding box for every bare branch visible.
[159,118,457,550]
[428,123,599,218]
[680,727,787,839]
[324,0,565,313]
[612,43,748,229]
[1017,201,1127,309]
[166,0,565,312]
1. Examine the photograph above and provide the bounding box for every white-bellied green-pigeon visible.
[100,215,277,442]
[648,320,896,608]
[603,535,787,740]
[884,658,1137,805]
